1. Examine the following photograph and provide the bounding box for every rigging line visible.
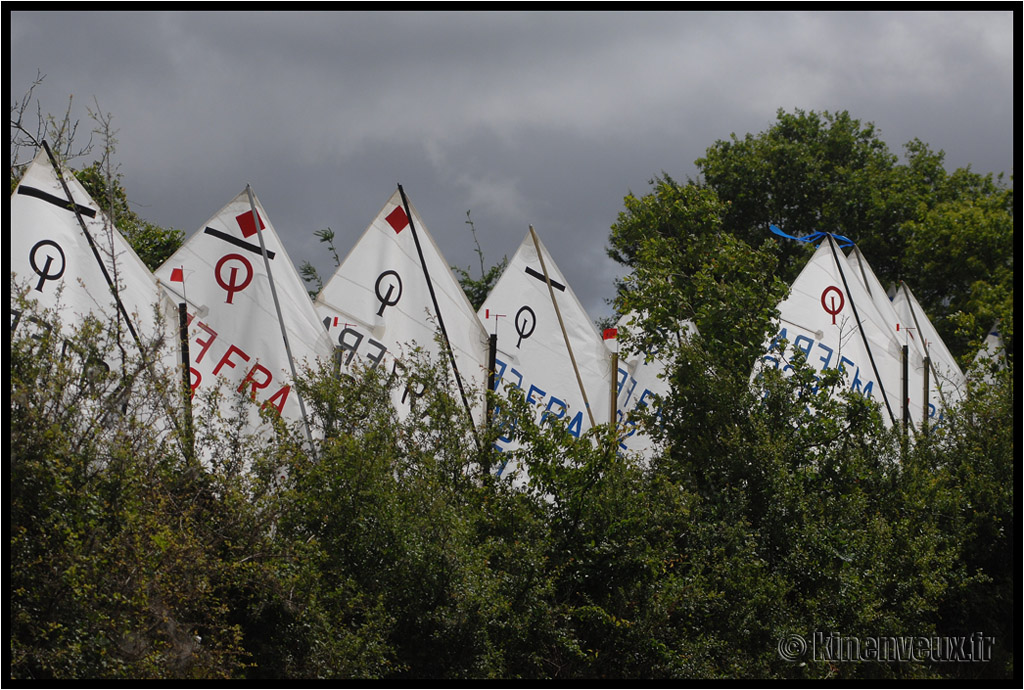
[41,141,188,444]
[42,141,141,347]
[244,185,317,459]
[825,234,899,428]
[529,225,597,430]
[397,184,481,451]
[900,281,949,410]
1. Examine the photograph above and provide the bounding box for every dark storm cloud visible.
[10,10,1014,322]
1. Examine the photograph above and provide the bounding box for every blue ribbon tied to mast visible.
[769,224,854,248]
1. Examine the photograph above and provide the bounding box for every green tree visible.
[696,109,901,280]
[604,109,1014,680]
[688,108,1013,361]
[901,175,1014,360]
[908,368,1016,679]
[609,176,787,376]
[452,210,507,311]
[9,304,261,678]
[73,162,184,271]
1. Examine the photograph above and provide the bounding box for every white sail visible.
[972,322,1006,385]
[11,148,177,372]
[761,236,906,428]
[314,188,489,424]
[155,188,334,439]
[846,246,933,428]
[611,311,696,459]
[478,229,612,477]
[891,281,967,419]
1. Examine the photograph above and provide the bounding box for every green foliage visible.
[73,163,185,271]
[299,227,342,299]
[911,369,1016,679]
[902,178,1014,359]
[696,109,900,281]
[600,108,1014,679]
[671,108,1014,362]
[11,296,1013,678]
[10,303,252,678]
[609,176,788,375]
[452,210,508,311]
[9,106,1014,680]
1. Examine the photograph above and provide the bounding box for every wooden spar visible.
[397,184,481,451]
[529,225,596,429]
[610,349,619,427]
[41,141,188,449]
[899,282,948,424]
[178,303,195,459]
[245,185,316,456]
[825,235,899,428]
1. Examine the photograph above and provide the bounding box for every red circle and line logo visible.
[215,253,254,304]
[821,286,845,325]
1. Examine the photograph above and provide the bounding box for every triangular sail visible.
[478,229,612,474]
[10,148,177,366]
[314,188,489,424]
[891,281,967,419]
[846,246,932,428]
[761,236,903,427]
[611,311,695,458]
[155,188,334,438]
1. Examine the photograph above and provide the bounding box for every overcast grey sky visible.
[9,10,1015,322]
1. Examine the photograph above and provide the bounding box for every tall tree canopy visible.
[609,108,1013,363]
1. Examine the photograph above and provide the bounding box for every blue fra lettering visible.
[766,329,876,399]
[793,334,814,361]
[491,357,523,392]
[817,343,834,370]
[544,396,567,423]
[851,367,874,398]
[617,410,638,451]
[617,366,639,404]
[526,384,546,407]
[490,356,588,449]
[567,411,584,438]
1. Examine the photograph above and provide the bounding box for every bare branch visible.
[9,71,93,176]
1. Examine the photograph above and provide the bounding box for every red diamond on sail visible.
[235,210,266,238]
[385,206,409,234]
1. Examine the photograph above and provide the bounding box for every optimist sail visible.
[846,246,934,428]
[761,235,904,428]
[610,311,695,459]
[891,281,967,419]
[155,188,334,437]
[314,188,489,424]
[478,228,612,473]
[10,147,177,369]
